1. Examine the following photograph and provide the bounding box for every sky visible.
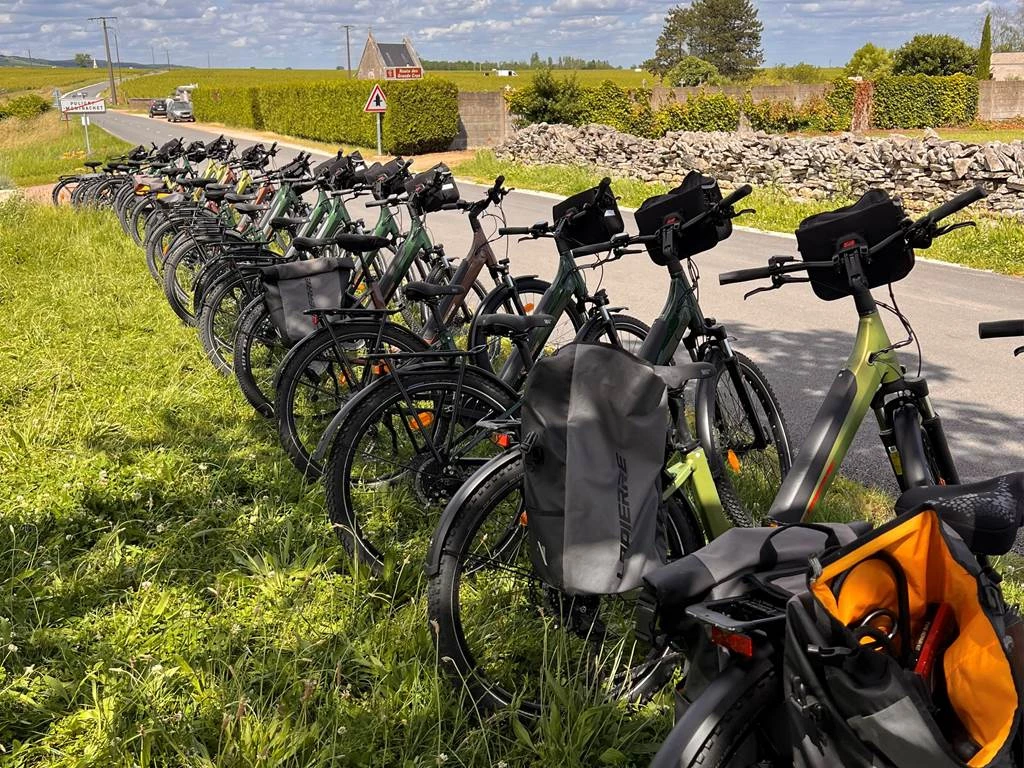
[0,0,1007,70]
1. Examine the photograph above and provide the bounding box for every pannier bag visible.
[795,188,912,301]
[404,163,460,214]
[785,506,1023,768]
[260,257,354,346]
[520,342,669,594]
[634,171,732,264]
[551,181,624,251]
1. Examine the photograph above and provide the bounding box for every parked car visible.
[167,100,194,123]
[148,99,167,118]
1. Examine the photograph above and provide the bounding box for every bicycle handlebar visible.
[979,319,1024,339]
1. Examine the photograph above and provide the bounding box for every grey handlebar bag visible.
[260,257,354,346]
[521,342,669,595]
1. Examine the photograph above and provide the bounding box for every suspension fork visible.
[703,321,771,450]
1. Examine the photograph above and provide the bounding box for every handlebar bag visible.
[259,257,354,346]
[520,342,669,595]
[551,182,624,251]
[795,188,913,301]
[404,163,460,214]
[634,171,733,264]
[368,158,411,200]
[784,507,1022,768]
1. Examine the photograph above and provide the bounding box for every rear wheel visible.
[51,178,77,206]
[198,272,261,375]
[273,322,429,479]
[696,350,791,521]
[233,299,285,418]
[427,454,701,716]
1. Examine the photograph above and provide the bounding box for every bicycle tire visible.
[576,313,650,353]
[51,177,77,206]
[232,298,282,418]
[427,453,701,716]
[696,350,792,522]
[274,322,430,478]
[323,367,517,570]
[650,665,781,768]
[198,271,260,375]
[144,218,179,282]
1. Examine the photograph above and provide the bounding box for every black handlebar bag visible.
[784,507,1023,768]
[259,257,354,346]
[795,189,913,301]
[404,163,459,214]
[634,171,732,263]
[551,182,624,253]
[520,342,669,595]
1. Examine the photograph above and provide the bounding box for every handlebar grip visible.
[493,175,505,190]
[719,265,776,285]
[571,241,613,258]
[929,186,987,223]
[979,319,1024,339]
[721,184,754,207]
[498,227,532,236]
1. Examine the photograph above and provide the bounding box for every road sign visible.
[363,84,387,113]
[385,66,423,80]
[60,96,106,115]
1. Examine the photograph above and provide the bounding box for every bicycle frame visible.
[369,206,433,306]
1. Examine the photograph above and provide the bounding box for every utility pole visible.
[207,51,211,69]
[342,24,353,75]
[27,48,32,66]
[112,29,124,96]
[88,16,118,105]
[165,49,170,67]
[151,45,155,66]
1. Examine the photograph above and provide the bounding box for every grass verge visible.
[0,112,132,187]
[453,151,1024,277]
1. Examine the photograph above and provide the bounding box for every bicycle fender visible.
[310,385,375,466]
[891,403,931,489]
[424,448,523,578]
[649,656,775,768]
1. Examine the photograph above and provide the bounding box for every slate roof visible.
[378,44,416,67]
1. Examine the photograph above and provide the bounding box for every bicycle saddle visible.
[895,472,1024,556]
[269,216,307,233]
[402,281,462,302]
[84,160,103,169]
[475,314,554,337]
[234,203,267,216]
[180,177,219,189]
[224,191,256,204]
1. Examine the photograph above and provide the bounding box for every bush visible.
[892,34,977,76]
[192,79,459,154]
[657,91,740,132]
[0,93,50,121]
[579,81,659,137]
[665,56,720,87]
[845,43,893,80]
[505,69,586,126]
[872,74,978,128]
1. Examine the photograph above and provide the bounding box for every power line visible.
[87,16,118,104]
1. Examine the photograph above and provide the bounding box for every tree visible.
[665,55,720,86]
[978,13,993,79]
[686,0,764,78]
[643,5,695,77]
[892,34,977,76]
[74,53,91,68]
[845,43,893,80]
[505,68,586,125]
[992,1,1024,52]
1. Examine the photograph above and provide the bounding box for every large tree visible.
[845,43,893,80]
[73,53,91,67]
[992,1,1024,52]
[644,0,763,79]
[978,13,993,79]
[892,34,977,76]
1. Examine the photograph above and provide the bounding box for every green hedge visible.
[871,74,978,129]
[0,93,50,121]
[579,81,659,138]
[658,92,740,132]
[192,78,459,154]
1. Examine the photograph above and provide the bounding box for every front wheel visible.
[696,350,792,521]
[427,453,701,717]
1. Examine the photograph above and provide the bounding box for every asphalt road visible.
[86,84,1024,498]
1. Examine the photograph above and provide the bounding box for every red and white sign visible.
[60,96,106,114]
[385,66,423,80]
[363,84,388,113]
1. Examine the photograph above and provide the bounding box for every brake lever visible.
[743,275,809,301]
[735,208,756,217]
[935,220,976,237]
[1015,346,1024,357]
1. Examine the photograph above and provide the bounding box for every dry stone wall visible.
[495,123,1024,215]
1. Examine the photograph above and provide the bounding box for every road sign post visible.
[81,115,92,156]
[363,84,388,157]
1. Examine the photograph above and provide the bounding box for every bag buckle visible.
[633,588,660,646]
[806,643,853,665]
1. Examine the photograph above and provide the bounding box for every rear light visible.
[491,433,513,448]
[710,626,755,658]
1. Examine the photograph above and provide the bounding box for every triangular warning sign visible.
[364,84,387,113]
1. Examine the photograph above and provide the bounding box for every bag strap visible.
[758,523,843,571]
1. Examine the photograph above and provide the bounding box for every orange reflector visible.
[491,433,512,448]
[524,303,535,313]
[710,626,755,657]
[519,511,528,526]
[727,449,741,473]
[371,363,391,375]
[408,412,434,430]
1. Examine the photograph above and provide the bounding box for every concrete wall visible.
[978,80,1024,120]
[451,91,513,149]
[651,83,828,109]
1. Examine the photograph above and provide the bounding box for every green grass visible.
[453,151,1024,276]
[866,126,1024,144]
[0,112,132,187]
